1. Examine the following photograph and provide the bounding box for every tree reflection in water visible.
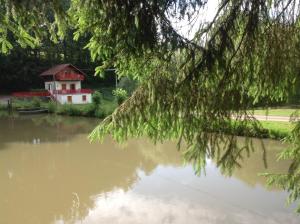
[182,130,300,212]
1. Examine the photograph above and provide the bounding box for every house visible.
[40,64,93,104]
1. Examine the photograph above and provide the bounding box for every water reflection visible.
[0,114,99,149]
[0,115,299,223]
[60,189,298,224]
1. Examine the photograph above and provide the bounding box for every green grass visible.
[2,96,118,118]
[11,98,43,109]
[53,100,117,118]
[259,121,295,139]
[2,96,296,140]
[260,121,294,132]
[218,120,295,140]
[253,108,300,117]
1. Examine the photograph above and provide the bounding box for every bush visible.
[94,106,105,118]
[57,104,82,116]
[12,98,41,109]
[112,88,128,105]
[117,77,137,95]
[46,101,57,113]
[32,97,42,108]
[82,104,96,116]
[92,91,103,106]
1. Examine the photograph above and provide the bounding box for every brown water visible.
[0,114,299,224]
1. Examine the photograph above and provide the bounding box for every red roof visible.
[40,64,86,81]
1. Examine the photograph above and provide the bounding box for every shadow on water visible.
[0,113,100,150]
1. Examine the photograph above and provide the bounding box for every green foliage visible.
[0,38,13,54]
[12,98,42,109]
[93,106,104,118]
[56,103,97,117]
[32,97,41,108]
[0,104,6,110]
[265,121,300,212]
[53,97,117,118]
[0,96,117,118]
[112,88,127,105]
[46,101,57,113]
[92,91,103,106]
[221,121,294,140]
[118,77,137,95]
[56,104,81,116]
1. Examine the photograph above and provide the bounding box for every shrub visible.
[32,97,42,108]
[94,106,105,118]
[46,101,57,113]
[117,77,137,95]
[92,91,103,106]
[112,88,128,105]
[82,104,96,116]
[57,104,82,116]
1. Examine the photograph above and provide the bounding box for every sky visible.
[172,0,220,39]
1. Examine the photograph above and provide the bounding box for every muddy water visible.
[0,114,299,224]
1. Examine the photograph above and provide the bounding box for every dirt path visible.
[252,115,293,122]
[233,114,295,122]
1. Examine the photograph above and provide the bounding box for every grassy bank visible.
[220,120,295,140]
[0,99,296,140]
[253,107,300,117]
[48,100,117,118]
[3,90,118,118]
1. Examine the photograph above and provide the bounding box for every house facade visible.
[40,64,92,104]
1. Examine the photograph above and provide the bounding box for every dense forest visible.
[1,38,300,104]
[0,30,115,93]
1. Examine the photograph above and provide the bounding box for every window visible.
[70,84,76,90]
[62,84,66,90]
[67,96,72,103]
[82,95,87,102]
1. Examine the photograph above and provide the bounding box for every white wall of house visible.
[55,81,81,90]
[44,81,81,91]
[55,93,92,104]
[44,80,91,104]
[45,81,55,91]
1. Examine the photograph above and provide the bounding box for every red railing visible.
[12,91,51,97]
[52,89,93,94]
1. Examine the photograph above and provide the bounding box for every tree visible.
[1,0,300,211]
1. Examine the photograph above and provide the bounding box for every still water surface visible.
[0,114,299,224]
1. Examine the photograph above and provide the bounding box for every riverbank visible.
[0,99,296,140]
[221,120,294,140]
[0,89,118,118]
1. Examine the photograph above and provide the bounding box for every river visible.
[0,114,299,224]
